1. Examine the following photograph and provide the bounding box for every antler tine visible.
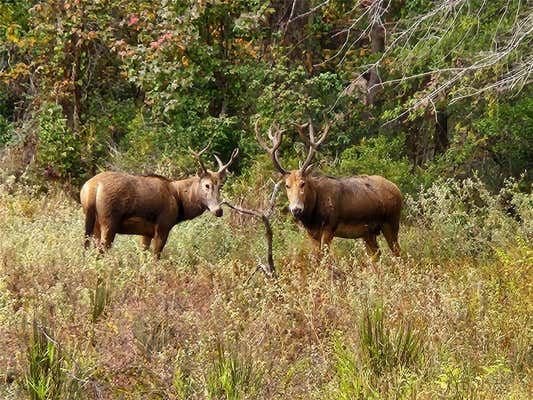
[255,119,270,151]
[214,154,224,170]
[189,142,211,174]
[255,118,288,175]
[314,120,331,147]
[300,146,316,173]
[295,122,310,146]
[308,120,315,143]
[267,124,275,141]
[299,119,332,173]
[215,148,240,175]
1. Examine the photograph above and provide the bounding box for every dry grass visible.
[0,179,531,399]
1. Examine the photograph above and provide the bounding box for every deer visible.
[255,119,402,261]
[80,145,239,258]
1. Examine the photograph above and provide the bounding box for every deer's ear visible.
[197,168,207,178]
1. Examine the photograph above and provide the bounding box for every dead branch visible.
[327,0,532,116]
[221,180,283,279]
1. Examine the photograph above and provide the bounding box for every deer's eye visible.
[285,184,290,189]
[205,184,210,189]
[299,181,305,188]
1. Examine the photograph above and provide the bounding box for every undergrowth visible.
[0,178,531,399]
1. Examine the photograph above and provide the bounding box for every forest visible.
[0,0,531,399]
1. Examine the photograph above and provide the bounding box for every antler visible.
[189,143,211,174]
[295,119,332,173]
[214,148,240,175]
[255,119,288,175]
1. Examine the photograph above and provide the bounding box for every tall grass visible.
[358,304,423,375]
[329,305,425,400]
[0,178,531,399]
[205,342,261,400]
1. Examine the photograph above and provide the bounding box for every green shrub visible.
[0,114,14,147]
[336,135,419,194]
[36,103,83,182]
[205,342,262,400]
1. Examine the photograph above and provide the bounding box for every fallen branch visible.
[222,180,282,279]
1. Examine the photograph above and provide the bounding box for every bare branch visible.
[287,0,331,25]
[328,0,532,119]
[221,180,282,278]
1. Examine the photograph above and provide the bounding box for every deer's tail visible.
[81,182,97,249]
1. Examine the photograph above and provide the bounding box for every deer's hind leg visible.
[93,219,101,247]
[140,235,152,251]
[363,234,381,262]
[381,218,401,257]
[152,223,170,259]
[100,218,118,251]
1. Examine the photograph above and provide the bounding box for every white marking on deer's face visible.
[285,170,307,218]
[200,172,224,217]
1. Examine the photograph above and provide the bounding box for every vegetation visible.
[0,177,531,399]
[1,0,531,189]
[0,0,531,398]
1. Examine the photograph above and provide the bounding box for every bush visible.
[36,103,83,183]
[336,135,419,194]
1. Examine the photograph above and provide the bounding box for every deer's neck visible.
[298,177,319,224]
[171,177,207,222]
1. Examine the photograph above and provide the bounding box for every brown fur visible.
[284,170,403,259]
[80,170,228,258]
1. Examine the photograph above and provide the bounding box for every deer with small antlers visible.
[256,119,402,260]
[80,145,239,258]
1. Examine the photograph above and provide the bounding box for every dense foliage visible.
[1,0,531,192]
[0,178,531,399]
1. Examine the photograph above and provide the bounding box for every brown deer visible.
[255,119,402,260]
[80,146,239,258]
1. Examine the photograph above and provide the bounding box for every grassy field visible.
[0,178,531,399]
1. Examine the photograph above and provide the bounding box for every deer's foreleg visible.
[320,229,334,252]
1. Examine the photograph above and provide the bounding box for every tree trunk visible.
[434,110,449,155]
[366,15,385,105]
[71,32,82,131]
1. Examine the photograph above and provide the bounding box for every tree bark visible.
[366,16,385,105]
[434,110,449,155]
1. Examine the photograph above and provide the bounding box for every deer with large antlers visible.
[80,145,239,258]
[256,119,402,260]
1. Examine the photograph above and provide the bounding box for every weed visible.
[90,276,110,323]
[359,304,423,374]
[205,342,262,400]
[25,319,65,400]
